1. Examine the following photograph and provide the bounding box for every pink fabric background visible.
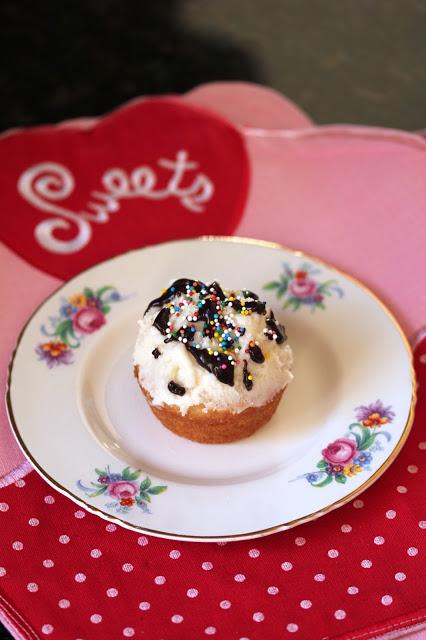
[1,80,425,482]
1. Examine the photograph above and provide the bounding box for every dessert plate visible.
[7,237,416,541]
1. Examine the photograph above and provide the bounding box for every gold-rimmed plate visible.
[6,237,416,541]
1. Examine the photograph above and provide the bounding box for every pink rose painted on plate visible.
[35,285,124,367]
[296,401,394,487]
[264,263,343,311]
[78,466,167,514]
[107,481,139,500]
[72,306,106,334]
[288,271,318,299]
[322,438,358,465]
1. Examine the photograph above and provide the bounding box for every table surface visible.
[0,1,424,638]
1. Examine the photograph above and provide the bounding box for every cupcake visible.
[133,279,293,444]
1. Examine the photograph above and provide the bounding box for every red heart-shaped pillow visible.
[0,97,249,279]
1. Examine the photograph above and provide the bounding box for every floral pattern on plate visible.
[298,401,395,487]
[77,465,167,514]
[36,285,124,367]
[264,263,343,311]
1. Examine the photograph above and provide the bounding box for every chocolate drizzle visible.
[145,279,272,387]
[244,299,266,314]
[168,380,186,396]
[188,346,234,386]
[265,311,287,344]
[249,343,265,364]
[242,290,259,300]
[243,360,253,391]
[209,281,226,300]
[153,307,170,335]
[145,278,204,314]
[152,348,161,359]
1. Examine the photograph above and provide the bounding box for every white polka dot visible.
[334,609,346,620]
[419,441,426,450]
[0,568,6,577]
[105,523,117,532]
[216,541,227,546]
[353,499,364,508]
[12,541,23,551]
[397,485,408,493]
[27,582,39,592]
[169,550,181,559]
[205,627,216,635]
[139,601,151,610]
[138,535,148,546]
[300,600,312,609]
[220,600,231,609]
[361,559,372,568]
[123,628,135,637]
[408,465,418,474]
[341,524,352,533]
[386,510,397,519]
[74,573,86,582]
[374,536,385,545]
[234,573,246,582]
[202,561,213,570]
[15,479,25,487]
[122,563,134,573]
[253,612,265,622]
[267,586,279,595]
[407,547,418,556]
[248,548,260,558]
[74,510,85,519]
[187,588,198,598]
[154,575,166,584]
[44,495,55,504]
[0,503,9,512]
[295,536,306,546]
[314,573,325,582]
[59,599,70,608]
[43,559,54,568]
[419,355,426,364]
[281,561,293,571]
[395,572,406,581]
[419,520,426,529]
[381,595,393,606]
[171,614,183,623]
[107,588,118,597]
[41,624,53,635]
[347,586,359,595]
[28,518,39,526]
[90,548,102,558]
[328,549,339,558]
[287,623,299,632]
[59,534,70,544]
[90,614,102,624]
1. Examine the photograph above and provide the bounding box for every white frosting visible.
[133,285,293,416]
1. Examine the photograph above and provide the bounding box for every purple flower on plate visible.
[306,472,321,483]
[355,400,395,427]
[36,341,73,368]
[86,296,103,310]
[354,451,373,467]
[59,302,77,319]
[325,464,345,476]
[109,473,123,482]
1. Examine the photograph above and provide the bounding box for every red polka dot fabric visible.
[0,340,425,640]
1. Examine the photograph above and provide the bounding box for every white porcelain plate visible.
[7,237,416,541]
